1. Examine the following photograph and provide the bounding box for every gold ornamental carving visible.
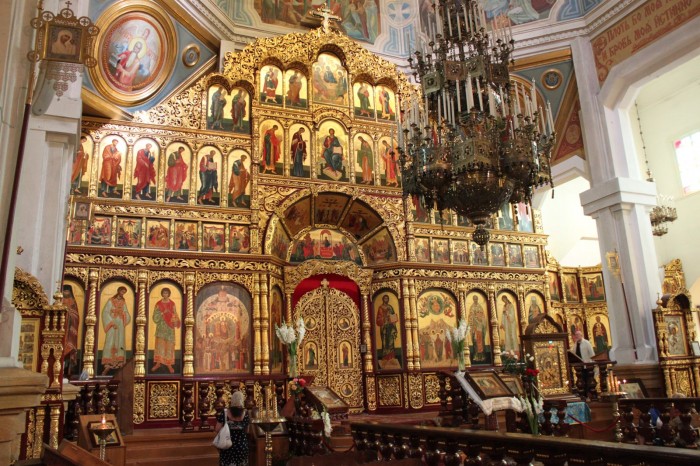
[134,381,146,424]
[284,260,372,295]
[377,376,402,407]
[64,266,88,286]
[98,267,138,287]
[408,373,424,409]
[12,267,49,313]
[365,375,377,412]
[370,280,400,296]
[534,319,559,334]
[423,374,442,404]
[148,381,180,420]
[194,271,253,294]
[148,270,185,289]
[91,200,251,223]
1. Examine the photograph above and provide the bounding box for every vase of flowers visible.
[502,350,543,435]
[446,318,468,372]
[275,317,306,378]
[289,377,306,413]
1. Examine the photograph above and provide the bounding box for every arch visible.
[12,267,50,312]
[284,259,372,295]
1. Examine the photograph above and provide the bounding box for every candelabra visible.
[89,415,115,461]
[400,0,555,246]
[252,382,286,466]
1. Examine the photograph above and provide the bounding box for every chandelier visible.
[399,0,555,246]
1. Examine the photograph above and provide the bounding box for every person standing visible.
[101,286,131,373]
[500,295,519,355]
[62,285,80,376]
[286,71,303,106]
[115,40,144,88]
[380,140,398,186]
[322,128,343,175]
[573,330,594,362]
[71,136,89,194]
[356,82,371,116]
[133,143,156,200]
[151,288,181,374]
[215,391,250,466]
[290,127,307,177]
[261,125,281,174]
[262,68,279,103]
[231,90,247,131]
[356,136,373,184]
[198,150,218,204]
[375,295,398,357]
[527,296,543,322]
[228,154,250,207]
[210,86,227,130]
[468,295,487,362]
[592,316,609,354]
[165,146,188,202]
[99,139,122,197]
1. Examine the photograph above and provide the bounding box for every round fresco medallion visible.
[541,68,563,90]
[182,44,200,68]
[89,1,176,106]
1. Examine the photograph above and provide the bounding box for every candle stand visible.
[89,421,116,461]
[252,382,287,466]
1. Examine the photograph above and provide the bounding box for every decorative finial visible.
[310,6,341,34]
[320,278,329,288]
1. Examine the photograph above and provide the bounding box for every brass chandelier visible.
[399,0,555,246]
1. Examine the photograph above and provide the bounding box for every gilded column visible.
[489,284,502,366]
[285,292,293,323]
[253,274,262,375]
[408,279,420,371]
[361,293,373,372]
[88,136,100,198]
[183,272,196,377]
[401,278,414,371]
[33,407,45,459]
[260,274,270,375]
[49,404,61,449]
[578,269,587,305]
[663,367,673,397]
[517,284,527,335]
[134,270,148,378]
[83,268,99,378]
[123,144,134,200]
[458,284,471,367]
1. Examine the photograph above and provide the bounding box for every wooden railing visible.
[619,397,699,448]
[63,380,120,441]
[350,422,700,465]
[569,360,613,401]
[287,417,327,456]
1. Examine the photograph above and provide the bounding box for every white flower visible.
[321,410,332,437]
[295,317,306,345]
[528,356,535,362]
[445,329,452,342]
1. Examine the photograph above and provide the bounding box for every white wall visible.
[633,55,700,303]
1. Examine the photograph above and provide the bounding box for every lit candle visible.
[546,101,554,134]
[101,414,106,425]
[466,73,473,109]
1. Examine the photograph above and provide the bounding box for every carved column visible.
[285,291,293,323]
[458,284,471,367]
[253,274,262,375]
[83,268,99,378]
[408,279,420,371]
[489,285,502,366]
[122,144,134,200]
[49,404,61,449]
[261,274,270,375]
[361,292,373,372]
[33,406,46,459]
[183,272,196,377]
[134,270,148,378]
[401,278,414,371]
[517,284,527,335]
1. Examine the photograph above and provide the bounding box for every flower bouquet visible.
[288,377,307,396]
[275,317,306,378]
[311,407,333,438]
[445,318,468,372]
[502,350,543,435]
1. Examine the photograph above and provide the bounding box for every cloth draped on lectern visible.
[454,372,524,416]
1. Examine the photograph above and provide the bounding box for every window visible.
[674,131,700,195]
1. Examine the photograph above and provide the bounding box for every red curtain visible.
[291,273,362,311]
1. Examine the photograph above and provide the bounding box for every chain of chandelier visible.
[398,0,556,246]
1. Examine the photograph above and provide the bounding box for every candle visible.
[466,73,473,109]
[476,78,483,111]
[546,100,554,134]
[101,414,106,425]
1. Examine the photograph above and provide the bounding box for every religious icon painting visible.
[62,279,85,378]
[523,245,540,268]
[568,313,584,342]
[269,287,284,374]
[207,84,229,131]
[90,2,176,106]
[269,216,291,259]
[432,239,450,264]
[228,150,251,208]
[515,202,534,232]
[284,69,308,108]
[67,219,86,245]
[97,136,127,199]
[317,120,348,182]
[195,146,222,206]
[44,24,84,64]
[588,314,611,355]
[411,195,430,223]
[452,240,469,264]
[303,341,319,370]
[497,291,520,357]
[87,216,112,246]
[96,281,135,376]
[202,223,225,252]
[548,271,561,301]
[116,218,142,248]
[164,143,191,204]
[259,119,283,175]
[260,65,283,106]
[288,123,311,178]
[490,243,505,266]
[338,341,353,368]
[194,282,252,375]
[289,228,361,265]
[147,282,183,375]
[145,219,170,249]
[18,319,39,372]
[312,53,349,107]
[281,200,309,241]
[663,315,688,356]
[414,237,430,263]
[354,133,375,185]
[433,209,454,226]
[361,227,396,265]
[373,291,403,371]
[131,138,158,201]
[71,134,93,195]
[378,137,400,187]
[497,202,514,230]
[375,85,397,121]
[582,273,605,302]
[508,244,524,267]
[525,292,546,324]
[353,82,375,119]
[340,4,381,44]
[417,289,458,369]
[457,214,472,227]
[315,192,351,226]
[228,225,250,253]
[174,221,197,251]
[471,242,487,265]
[563,273,580,302]
[466,291,492,365]
[229,87,251,134]
[340,200,382,240]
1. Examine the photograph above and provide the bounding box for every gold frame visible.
[19,318,41,372]
[89,0,177,106]
[541,68,563,90]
